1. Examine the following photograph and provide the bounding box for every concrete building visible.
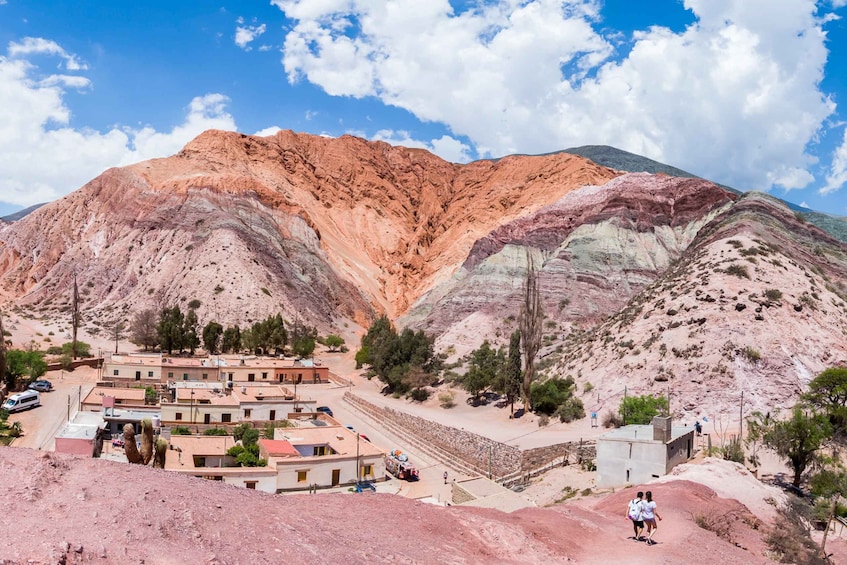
[103,354,330,386]
[55,411,107,457]
[595,416,695,487]
[164,420,385,492]
[81,386,154,412]
[160,383,316,426]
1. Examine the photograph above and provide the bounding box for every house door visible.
[135,371,141,381]
[204,414,211,425]
[331,469,340,486]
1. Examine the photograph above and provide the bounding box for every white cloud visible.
[0,42,237,208]
[234,19,267,50]
[823,127,847,194]
[254,126,282,136]
[275,0,837,192]
[8,37,88,70]
[371,129,472,162]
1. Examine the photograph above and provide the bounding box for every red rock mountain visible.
[0,130,617,331]
[2,130,847,414]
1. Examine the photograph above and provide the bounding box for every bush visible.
[438,391,456,409]
[764,288,783,301]
[171,426,191,435]
[408,388,430,402]
[603,411,623,428]
[555,398,585,423]
[725,264,750,279]
[530,377,578,416]
[203,428,228,436]
[538,414,550,427]
[618,394,668,425]
[741,347,761,363]
[583,382,594,394]
[719,437,745,463]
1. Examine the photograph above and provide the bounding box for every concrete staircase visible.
[343,393,485,478]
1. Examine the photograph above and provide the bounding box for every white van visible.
[2,390,40,413]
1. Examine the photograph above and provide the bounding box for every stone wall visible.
[345,393,521,478]
[521,440,596,472]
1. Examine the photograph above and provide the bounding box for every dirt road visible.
[9,367,97,451]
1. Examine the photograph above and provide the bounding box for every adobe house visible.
[596,416,695,487]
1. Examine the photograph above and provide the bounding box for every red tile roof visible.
[259,439,300,457]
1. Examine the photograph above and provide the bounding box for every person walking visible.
[626,491,645,541]
[443,471,448,484]
[642,491,662,545]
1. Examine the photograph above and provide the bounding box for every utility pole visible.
[739,391,744,442]
[623,386,628,425]
[355,433,361,484]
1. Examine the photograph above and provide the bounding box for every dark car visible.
[28,380,53,392]
[316,406,333,417]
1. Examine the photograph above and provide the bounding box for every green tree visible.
[61,341,91,358]
[221,325,242,354]
[804,367,847,437]
[324,334,344,352]
[619,394,668,425]
[463,340,504,403]
[0,312,8,392]
[499,330,522,418]
[290,320,317,358]
[183,308,200,355]
[4,350,48,390]
[156,306,185,355]
[519,253,543,411]
[356,317,438,394]
[129,309,159,351]
[202,321,224,355]
[530,377,579,416]
[750,406,832,487]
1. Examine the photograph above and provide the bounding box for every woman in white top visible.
[642,490,662,545]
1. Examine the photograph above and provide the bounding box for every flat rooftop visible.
[600,425,694,443]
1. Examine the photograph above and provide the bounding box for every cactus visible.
[140,419,154,465]
[123,423,143,464]
[153,438,168,468]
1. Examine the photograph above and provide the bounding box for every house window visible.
[194,456,206,467]
[313,446,328,456]
[362,464,373,477]
[113,369,119,376]
[269,410,276,421]
[245,481,257,490]
[297,470,308,483]
[175,413,183,421]
[168,372,174,378]
[183,373,188,381]
[221,413,232,423]
[248,373,255,382]
[204,414,211,425]
[202,373,208,380]
[262,372,268,380]
[228,373,233,381]
[244,409,252,418]
[148,371,154,378]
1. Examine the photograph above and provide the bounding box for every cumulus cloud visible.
[8,37,88,70]
[371,129,472,163]
[234,18,267,50]
[823,127,847,194]
[274,0,837,192]
[0,41,236,208]
[254,125,282,136]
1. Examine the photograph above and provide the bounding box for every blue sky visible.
[2,1,847,217]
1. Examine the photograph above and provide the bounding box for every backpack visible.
[627,499,642,521]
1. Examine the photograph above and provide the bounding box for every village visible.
[2,345,727,513]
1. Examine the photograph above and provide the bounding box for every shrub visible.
[538,414,550,427]
[603,411,623,428]
[725,264,750,279]
[555,398,585,423]
[171,426,191,435]
[438,391,456,409]
[764,288,783,301]
[203,428,228,436]
[741,347,761,363]
[618,394,668,425]
[409,388,430,402]
[720,437,745,463]
[583,382,594,394]
[530,377,578,416]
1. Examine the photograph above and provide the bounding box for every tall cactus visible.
[140,419,154,465]
[123,423,143,464]
[153,439,168,468]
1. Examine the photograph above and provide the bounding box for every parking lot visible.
[9,367,97,451]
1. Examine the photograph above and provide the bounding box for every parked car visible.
[316,406,333,417]
[2,390,40,412]
[28,380,53,392]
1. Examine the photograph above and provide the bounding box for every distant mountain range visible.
[0,203,45,223]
